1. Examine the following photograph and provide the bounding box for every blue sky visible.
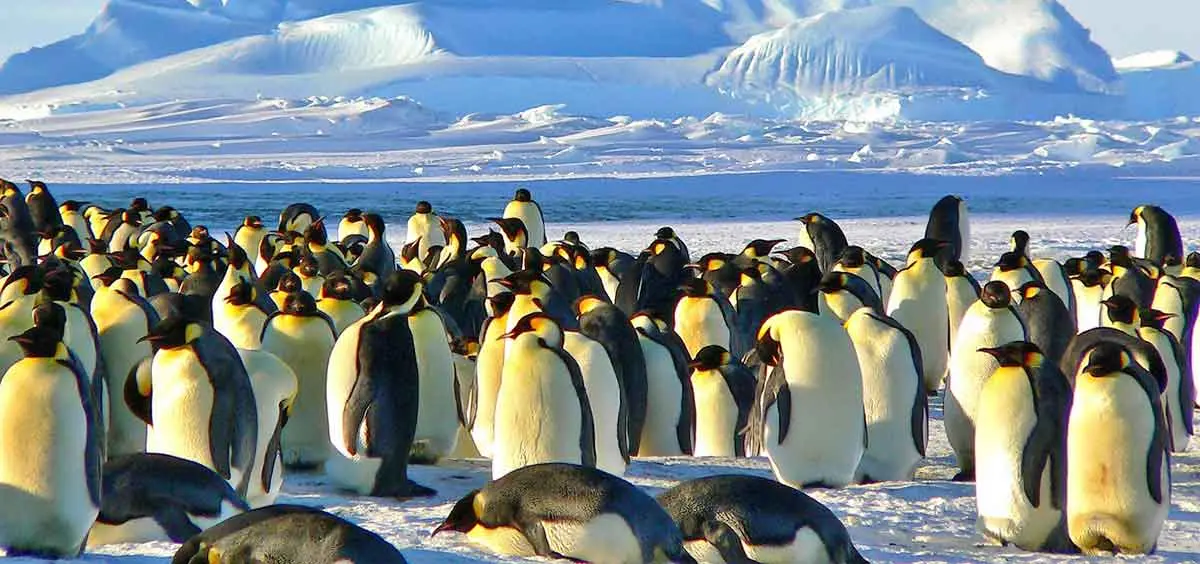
[0,1,1196,63]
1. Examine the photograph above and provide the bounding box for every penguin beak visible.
[136,333,163,344]
[977,347,1003,360]
[430,521,454,537]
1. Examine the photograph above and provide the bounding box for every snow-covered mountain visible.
[0,0,1161,121]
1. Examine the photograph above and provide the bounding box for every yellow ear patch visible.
[708,259,725,271]
[185,323,205,344]
[577,296,604,315]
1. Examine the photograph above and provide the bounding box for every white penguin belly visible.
[675,298,730,358]
[542,514,643,564]
[946,307,1025,471]
[1141,329,1189,451]
[691,369,739,457]
[742,527,831,564]
[683,540,727,563]
[213,305,267,350]
[410,310,460,461]
[851,325,923,481]
[263,317,333,468]
[946,278,977,350]
[92,292,152,456]
[147,349,224,480]
[1073,282,1104,333]
[0,361,97,554]
[598,267,620,303]
[471,318,508,459]
[1034,259,1074,314]
[637,336,684,456]
[493,339,585,480]
[564,333,625,476]
[237,349,296,508]
[504,201,546,247]
[886,264,948,392]
[1068,375,1169,554]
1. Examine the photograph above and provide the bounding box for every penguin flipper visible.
[153,507,202,543]
[702,520,759,564]
[1130,363,1170,505]
[124,356,154,426]
[1164,332,1194,435]
[725,362,757,457]
[64,356,102,508]
[194,334,258,492]
[658,329,696,455]
[260,401,288,494]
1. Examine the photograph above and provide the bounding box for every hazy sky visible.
[0,0,1197,63]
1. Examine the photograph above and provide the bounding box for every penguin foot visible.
[395,481,438,500]
[801,480,834,489]
[951,470,975,482]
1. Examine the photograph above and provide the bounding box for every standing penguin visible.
[974,342,1075,553]
[576,295,648,454]
[213,281,271,350]
[946,281,1027,480]
[817,271,883,323]
[91,276,159,457]
[138,315,258,497]
[1016,281,1076,366]
[503,188,548,248]
[887,239,951,394]
[324,271,436,498]
[406,202,446,263]
[434,463,691,564]
[351,213,395,292]
[233,216,268,266]
[1034,258,1077,319]
[234,348,297,508]
[630,312,693,457]
[925,194,970,263]
[796,212,848,273]
[261,293,333,469]
[689,345,755,458]
[844,307,927,482]
[1130,205,1183,266]
[317,274,367,336]
[337,209,368,242]
[1072,267,1110,332]
[563,328,629,476]
[674,278,740,358]
[944,259,981,351]
[470,292,515,459]
[25,180,62,232]
[1139,309,1193,452]
[750,310,865,488]
[659,474,869,564]
[277,203,318,235]
[0,303,101,558]
[492,313,596,480]
[1067,342,1170,555]
[406,290,461,463]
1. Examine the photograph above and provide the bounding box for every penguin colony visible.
[0,176,1192,562]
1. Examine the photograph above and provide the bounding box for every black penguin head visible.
[380,270,424,309]
[242,216,264,229]
[414,201,433,214]
[655,226,677,240]
[994,251,1027,272]
[451,337,480,359]
[304,218,329,246]
[1108,245,1133,267]
[1187,252,1200,269]
[817,272,851,294]
[1062,257,1085,276]
[679,277,712,298]
[777,246,817,267]
[488,217,527,241]
[978,341,1044,369]
[980,281,1012,308]
[282,291,319,316]
[432,490,482,537]
[38,266,75,303]
[1139,308,1175,330]
[363,213,386,236]
[739,266,763,287]
[487,292,516,317]
[572,295,607,318]
[190,225,211,242]
[794,212,827,225]
[513,188,533,202]
[942,259,968,278]
[472,230,503,251]
[837,246,867,269]
[61,200,84,213]
[11,303,67,359]
[742,239,785,258]
[1016,281,1046,301]
[343,209,363,222]
[139,316,203,349]
[321,273,355,300]
[129,197,149,213]
[691,253,729,274]
[690,345,732,371]
[497,270,550,296]
[277,271,302,293]
[27,180,47,194]
[3,266,44,296]
[1101,295,1139,325]
[296,255,320,278]
[1081,342,1134,378]
[224,281,256,306]
[1010,230,1030,255]
[92,266,124,288]
[225,237,249,270]
[563,231,581,246]
[121,209,142,226]
[501,312,562,345]
[589,248,618,268]
[908,238,949,261]
[1084,250,1107,269]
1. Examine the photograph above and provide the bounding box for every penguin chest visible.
[1141,330,1189,451]
[564,334,625,475]
[494,344,584,476]
[62,306,98,379]
[691,369,738,457]
[675,298,729,357]
[540,514,644,564]
[741,527,831,564]
[1073,282,1104,332]
[326,322,365,458]
[471,321,509,458]
[637,338,684,456]
[467,524,537,556]
[597,267,620,302]
[949,311,1025,424]
[215,305,267,350]
[147,349,217,467]
[975,369,1041,520]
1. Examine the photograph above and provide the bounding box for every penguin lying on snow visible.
[173,504,407,564]
[434,463,693,563]
[658,474,869,564]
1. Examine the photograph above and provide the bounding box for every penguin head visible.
[1081,342,1134,378]
[690,345,732,371]
[11,303,67,359]
[296,255,320,278]
[92,266,124,288]
[380,270,424,311]
[691,253,730,274]
[755,316,786,366]
[451,337,481,359]
[60,200,84,213]
[488,217,527,242]
[679,277,713,298]
[979,281,1012,309]
[655,226,677,241]
[941,259,968,278]
[472,230,504,252]
[1101,295,1139,326]
[1187,252,1200,269]
[239,216,263,230]
[282,291,320,316]
[906,238,949,264]
[1139,308,1175,330]
[2,265,44,297]
[1,181,21,199]
[1010,230,1030,255]
[775,246,817,268]
[343,209,363,222]
[414,201,433,215]
[501,312,563,347]
[738,265,764,288]
[363,213,386,238]
[563,231,582,246]
[837,246,867,269]
[399,240,421,265]
[1016,281,1046,302]
[994,251,1028,272]
[1128,206,1145,227]
[498,270,551,297]
[224,281,257,307]
[487,292,515,318]
[978,341,1043,369]
[513,188,533,203]
[572,295,607,318]
[276,271,302,294]
[121,209,142,226]
[794,212,829,226]
[225,237,250,270]
[433,489,484,536]
[1108,245,1133,267]
[27,180,47,195]
[320,273,355,301]
[38,266,76,304]
[139,316,204,349]
[304,217,330,246]
[153,206,180,223]
[129,197,149,213]
[742,239,785,259]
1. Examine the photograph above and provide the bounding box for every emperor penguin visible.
[470,293,515,459]
[489,216,530,256]
[89,453,249,546]
[974,342,1076,553]
[577,295,648,454]
[592,247,634,303]
[795,212,848,273]
[886,239,951,394]
[817,271,883,323]
[406,288,461,464]
[616,235,689,319]
[925,194,970,263]
[1130,205,1183,265]
[1104,248,1157,309]
[563,327,629,476]
[108,210,143,253]
[277,202,318,235]
[750,310,865,488]
[1139,309,1193,452]
[503,188,548,248]
[234,347,297,507]
[776,246,822,310]
[844,307,927,482]
[1016,281,1076,366]
[324,271,436,497]
[317,273,366,335]
[448,337,482,459]
[351,213,395,292]
[1067,342,1170,555]
[492,312,597,480]
[689,345,755,457]
[434,463,691,564]
[659,474,869,564]
[138,315,258,497]
[25,180,62,233]
[1034,258,1077,319]
[293,255,326,298]
[60,200,92,241]
[304,218,349,275]
[629,312,693,456]
[337,208,368,243]
[0,304,101,558]
[1153,274,1200,346]
[990,251,1041,291]
[92,276,159,457]
[944,259,981,350]
[833,245,883,297]
[674,277,740,358]
[405,201,446,260]
[946,280,1027,480]
[175,504,409,564]
[213,280,271,350]
[1072,267,1111,332]
[232,216,268,266]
